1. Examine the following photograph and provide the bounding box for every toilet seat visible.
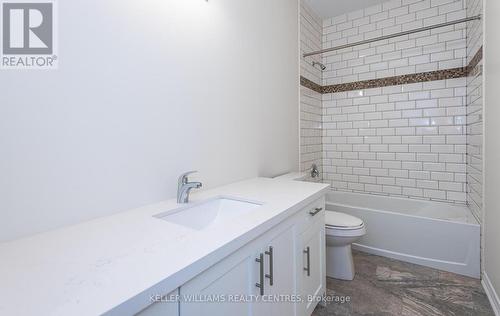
[325,211,364,229]
[326,224,366,237]
[325,211,366,237]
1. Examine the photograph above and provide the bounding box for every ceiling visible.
[304,0,390,18]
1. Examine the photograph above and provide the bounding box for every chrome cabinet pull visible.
[265,246,274,286]
[304,247,311,276]
[309,207,323,216]
[255,253,264,295]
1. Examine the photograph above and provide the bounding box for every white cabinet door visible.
[297,218,326,316]
[253,224,297,315]
[180,249,260,316]
[179,225,298,316]
[266,225,296,316]
[136,290,179,316]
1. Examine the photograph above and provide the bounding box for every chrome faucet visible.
[311,163,320,178]
[177,171,202,203]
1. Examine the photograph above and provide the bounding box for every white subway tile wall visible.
[301,2,322,85]
[322,78,467,202]
[300,0,482,207]
[319,0,468,203]
[321,0,467,86]
[300,2,323,179]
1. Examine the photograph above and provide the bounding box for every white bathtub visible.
[326,191,480,278]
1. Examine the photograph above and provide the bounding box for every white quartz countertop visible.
[0,177,329,316]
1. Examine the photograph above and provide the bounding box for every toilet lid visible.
[325,211,363,228]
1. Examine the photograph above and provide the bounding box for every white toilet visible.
[325,211,366,280]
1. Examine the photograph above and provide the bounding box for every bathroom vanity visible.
[0,178,329,316]
[140,197,326,316]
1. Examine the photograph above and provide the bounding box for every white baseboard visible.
[483,272,500,316]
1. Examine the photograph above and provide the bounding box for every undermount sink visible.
[154,197,263,230]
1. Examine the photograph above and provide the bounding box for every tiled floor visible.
[313,251,494,316]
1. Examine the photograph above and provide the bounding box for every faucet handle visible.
[178,171,198,185]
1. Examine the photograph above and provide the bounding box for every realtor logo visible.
[1,0,57,69]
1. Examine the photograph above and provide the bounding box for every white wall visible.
[484,0,500,308]
[0,0,300,241]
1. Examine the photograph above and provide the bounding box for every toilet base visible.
[326,244,355,280]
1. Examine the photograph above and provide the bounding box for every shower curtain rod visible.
[303,15,481,58]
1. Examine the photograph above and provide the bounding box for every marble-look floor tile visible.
[313,251,494,316]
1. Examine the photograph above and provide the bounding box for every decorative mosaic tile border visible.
[322,67,466,93]
[301,47,483,94]
[300,76,322,94]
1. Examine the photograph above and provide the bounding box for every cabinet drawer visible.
[295,197,325,234]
